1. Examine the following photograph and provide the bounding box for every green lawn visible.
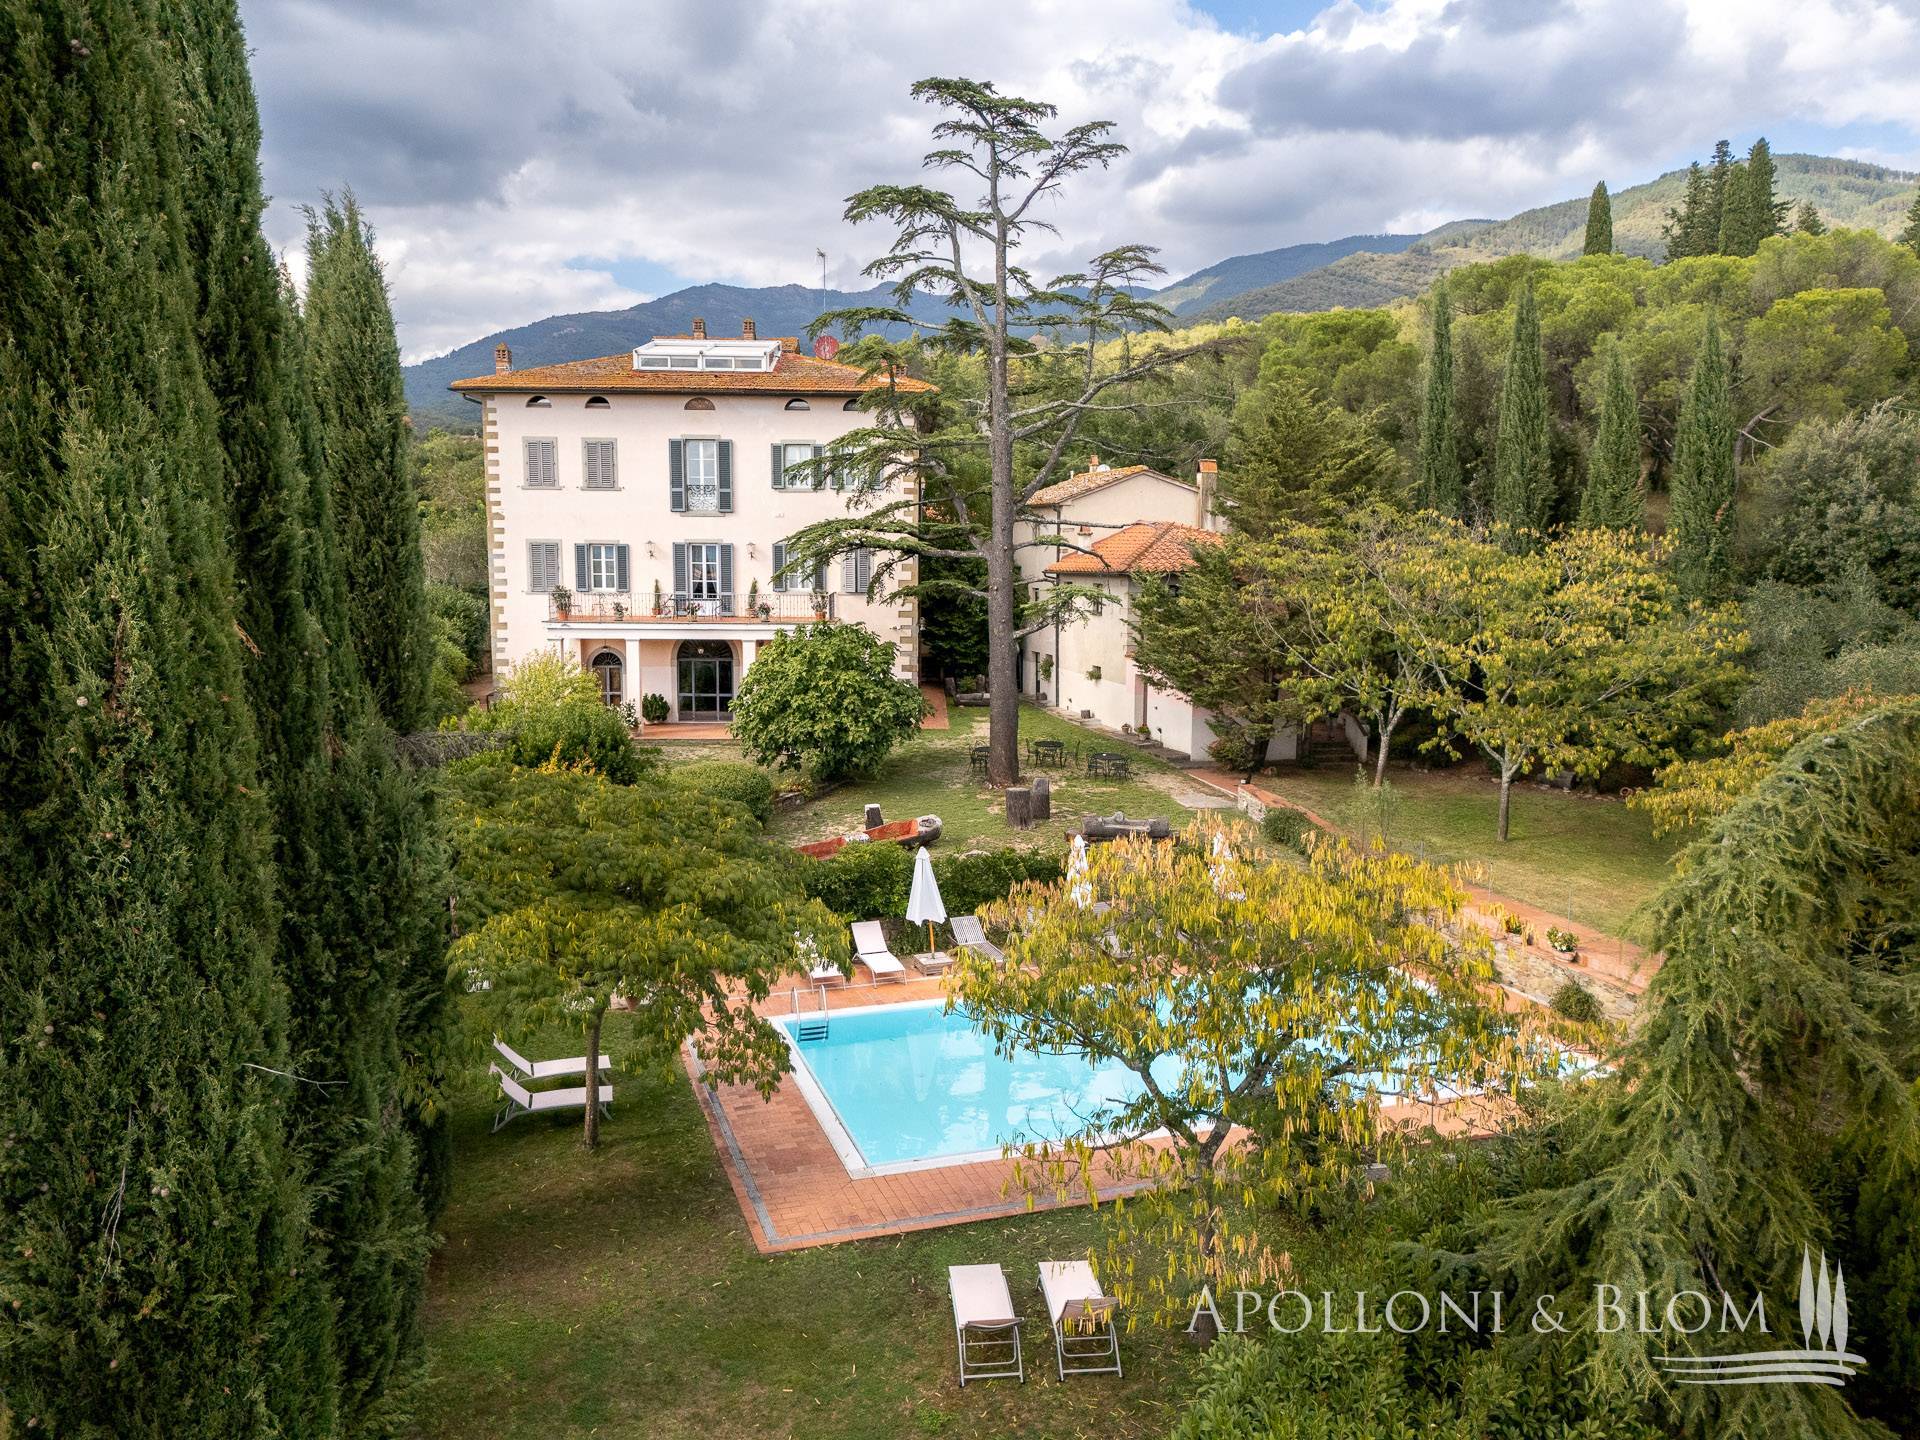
[1255,764,1684,937]
[420,1016,1204,1440]
[659,705,1220,854]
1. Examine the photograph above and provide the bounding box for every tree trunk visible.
[1372,710,1400,787]
[582,1003,606,1149]
[1242,723,1273,783]
[1497,768,1514,842]
[983,326,1021,788]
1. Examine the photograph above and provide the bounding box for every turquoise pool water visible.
[775,1000,1181,1170]
[775,998,1592,1174]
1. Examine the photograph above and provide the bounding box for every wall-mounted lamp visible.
[747,543,759,559]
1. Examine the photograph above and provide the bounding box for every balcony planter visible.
[1547,926,1581,962]
[756,603,773,621]
[550,585,573,620]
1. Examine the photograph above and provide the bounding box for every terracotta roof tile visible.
[1044,521,1222,576]
[1028,463,1193,508]
[450,348,933,397]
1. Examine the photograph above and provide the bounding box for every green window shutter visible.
[672,542,688,601]
[771,541,787,592]
[669,439,685,511]
[574,543,588,591]
[615,544,630,591]
[817,444,832,490]
[771,442,785,489]
[720,544,734,608]
[857,548,872,592]
[716,440,733,512]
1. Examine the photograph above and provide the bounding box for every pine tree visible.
[1582,181,1613,255]
[1719,139,1786,256]
[0,5,327,1432]
[159,1,448,1428]
[1899,190,1920,255]
[305,196,433,733]
[1715,161,1751,255]
[1490,277,1555,541]
[1668,314,1738,598]
[1662,162,1712,259]
[1580,346,1643,529]
[1703,138,1736,248]
[1796,200,1827,236]
[1413,277,1464,516]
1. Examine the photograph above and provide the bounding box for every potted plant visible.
[640,693,670,726]
[1498,908,1525,938]
[1086,664,1103,682]
[1547,926,1580,960]
[611,600,626,622]
[550,584,573,619]
[652,579,666,615]
[620,700,639,730]
[809,586,829,620]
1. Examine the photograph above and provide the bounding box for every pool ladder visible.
[792,984,830,1042]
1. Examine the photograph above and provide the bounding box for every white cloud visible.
[239,0,1920,363]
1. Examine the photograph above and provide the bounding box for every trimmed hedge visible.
[670,760,775,826]
[1550,979,1605,1025]
[796,843,1067,920]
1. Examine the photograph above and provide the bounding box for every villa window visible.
[523,437,558,488]
[773,441,823,490]
[584,395,611,409]
[582,438,618,490]
[527,395,551,408]
[840,547,873,596]
[784,397,810,411]
[582,542,626,592]
[670,437,732,514]
[527,540,561,593]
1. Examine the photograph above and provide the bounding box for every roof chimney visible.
[494,341,512,374]
[741,318,756,339]
[1196,458,1218,528]
[691,317,706,339]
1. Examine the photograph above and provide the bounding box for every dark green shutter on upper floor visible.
[672,541,688,599]
[717,439,733,512]
[669,438,685,511]
[574,543,588,591]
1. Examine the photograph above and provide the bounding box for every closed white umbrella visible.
[906,844,947,957]
[1066,833,1094,910]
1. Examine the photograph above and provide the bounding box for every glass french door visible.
[676,640,735,719]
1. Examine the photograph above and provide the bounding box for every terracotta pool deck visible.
[687,970,1514,1254]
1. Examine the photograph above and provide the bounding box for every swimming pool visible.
[773,998,1591,1178]
[773,999,1180,1176]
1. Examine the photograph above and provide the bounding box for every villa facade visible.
[452,323,927,720]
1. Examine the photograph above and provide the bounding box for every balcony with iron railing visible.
[546,590,835,624]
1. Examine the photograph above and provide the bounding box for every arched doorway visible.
[588,647,624,707]
[676,640,735,719]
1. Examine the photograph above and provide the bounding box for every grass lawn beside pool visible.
[655,705,1218,854]
[1254,764,1684,937]
[420,1016,1205,1440]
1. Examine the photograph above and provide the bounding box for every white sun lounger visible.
[949,914,1005,965]
[492,1036,609,1083]
[949,1264,1025,1386]
[850,920,907,981]
[1039,1260,1122,1379]
[489,1063,613,1134]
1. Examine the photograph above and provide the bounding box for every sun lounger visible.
[1038,1260,1122,1379]
[492,1036,610,1082]
[850,920,907,981]
[949,1264,1025,1386]
[489,1063,613,1134]
[949,914,1006,965]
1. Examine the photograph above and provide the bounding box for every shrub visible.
[1550,978,1604,1024]
[1206,726,1263,776]
[730,623,928,781]
[797,840,914,918]
[466,650,650,783]
[671,760,775,826]
[1260,806,1321,852]
[933,848,1065,915]
[1546,925,1579,952]
[640,692,670,725]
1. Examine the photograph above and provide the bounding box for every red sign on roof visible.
[812,334,840,360]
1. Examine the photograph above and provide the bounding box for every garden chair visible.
[491,1036,609,1083]
[950,1264,1025,1386]
[849,920,907,981]
[1038,1260,1122,1379]
[950,914,1006,966]
[488,1064,613,1134]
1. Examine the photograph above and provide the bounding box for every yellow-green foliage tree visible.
[445,763,844,1147]
[949,818,1543,1333]
[1428,528,1746,840]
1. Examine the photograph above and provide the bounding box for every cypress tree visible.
[1898,191,1920,255]
[159,1,448,1428]
[1796,200,1827,236]
[1703,138,1736,249]
[1582,181,1613,255]
[1744,137,1788,241]
[0,5,327,1432]
[305,197,433,733]
[1668,314,1737,598]
[1490,277,1554,541]
[1662,162,1711,259]
[1413,277,1464,517]
[1579,346,1643,529]
[1715,160,1751,255]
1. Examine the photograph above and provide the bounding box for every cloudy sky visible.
[239,0,1920,363]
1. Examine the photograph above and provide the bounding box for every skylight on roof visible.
[632,337,781,373]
